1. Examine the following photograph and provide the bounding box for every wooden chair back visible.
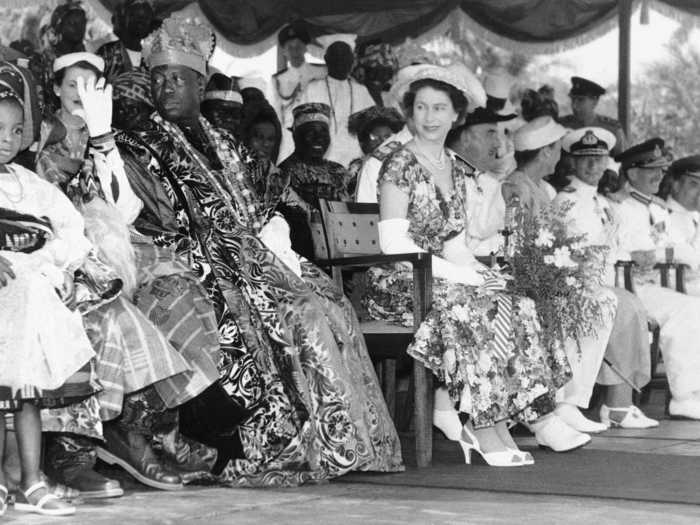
[317,200,381,259]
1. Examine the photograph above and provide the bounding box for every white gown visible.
[0,163,94,391]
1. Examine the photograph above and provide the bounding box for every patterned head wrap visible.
[348,105,404,137]
[0,61,37,151]
[112,70,154,108]
[142,13,215,76]
[357,43,398,71]
[292,103,331,130]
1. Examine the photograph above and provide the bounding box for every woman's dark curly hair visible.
[402,78,468,124]
[521,85,559,122]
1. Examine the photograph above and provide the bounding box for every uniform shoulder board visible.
[561,185,576,193]
[273,68,288,77]
[372,140,403,161]
[650,195,670,210]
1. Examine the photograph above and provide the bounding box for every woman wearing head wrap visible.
[34,1,87,114]
[347,105,404,193]
[353,42,399,107]
[0,59,96,517]
[366,65,590,466]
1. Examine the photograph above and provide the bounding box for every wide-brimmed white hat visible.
[514,116,567,152]
[390,63,486,113]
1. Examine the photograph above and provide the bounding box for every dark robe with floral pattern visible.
[115,115,403,487]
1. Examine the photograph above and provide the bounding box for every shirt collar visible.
[568,176,598,198]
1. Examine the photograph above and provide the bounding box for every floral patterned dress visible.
[365,148,571,428]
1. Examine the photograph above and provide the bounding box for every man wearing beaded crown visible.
[115,13,403,486]
[611,139,700,419]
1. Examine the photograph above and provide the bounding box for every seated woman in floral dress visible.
[366,64,591,465]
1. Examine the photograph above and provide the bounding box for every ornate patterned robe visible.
[115,115,403,487]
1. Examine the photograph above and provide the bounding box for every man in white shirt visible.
[298,41,375,167]
[662,155,700,293]
[612,139,700,419]
[555,128,657,429]
[446,106,517,257]
[273,22,327,162]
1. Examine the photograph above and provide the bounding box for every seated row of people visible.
[0,14,404,518]
[2,8,698,521]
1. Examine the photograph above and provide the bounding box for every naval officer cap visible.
[614,138,671,169]
[562,127,616,156]
[668,155,700,180]
[569,76,606,98]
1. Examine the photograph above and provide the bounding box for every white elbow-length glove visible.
[378,218,484,286]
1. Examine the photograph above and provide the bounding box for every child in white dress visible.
[0,60,96,517]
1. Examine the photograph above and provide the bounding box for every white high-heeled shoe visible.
[433,409,463,441]
[459,425,527,467]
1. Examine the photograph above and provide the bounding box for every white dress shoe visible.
[532,414,592,452]
[669,398,700,420]
[599,404,659,429]
[554,403,609,433]
[433,409,463,440]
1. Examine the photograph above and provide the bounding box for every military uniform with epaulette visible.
[559,77,627,157]
[611,139,700,419]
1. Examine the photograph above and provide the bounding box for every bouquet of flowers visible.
[505,202,614,355]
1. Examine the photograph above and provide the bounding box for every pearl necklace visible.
[415,143,448,170]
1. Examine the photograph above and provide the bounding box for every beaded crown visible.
[142,14,215,76]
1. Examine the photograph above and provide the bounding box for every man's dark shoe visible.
[97,425,183,491]
[154,431,217,483]
[45,436,123,499]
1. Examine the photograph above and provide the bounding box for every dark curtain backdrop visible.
[95,0,699,46]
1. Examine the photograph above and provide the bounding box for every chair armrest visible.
[318,252,433,326]
[318,251,432,270]
[654,262,689,293]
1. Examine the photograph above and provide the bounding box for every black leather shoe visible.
[97,426,183,491]
[155,431,217,483]
[44,437,123,499]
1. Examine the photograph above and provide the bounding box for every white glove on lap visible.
[72,76,113,137]
[378,218,484,286]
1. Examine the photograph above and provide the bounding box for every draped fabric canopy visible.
[93,0,700,51]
